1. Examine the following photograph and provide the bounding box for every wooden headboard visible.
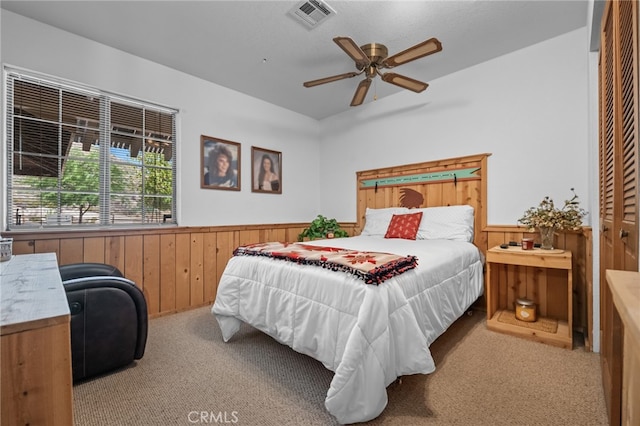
[356,153,490,254]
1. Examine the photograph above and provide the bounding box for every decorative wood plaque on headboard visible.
[359,167,481,189]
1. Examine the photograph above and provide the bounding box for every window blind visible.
[5,68,177,229]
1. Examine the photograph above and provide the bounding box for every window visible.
[4,68,177,229]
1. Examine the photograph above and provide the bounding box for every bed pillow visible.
[361,207,410,237]
[415,205,474,242]
[384,212,423,240]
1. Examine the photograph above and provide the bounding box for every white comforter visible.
[211,236,484,424]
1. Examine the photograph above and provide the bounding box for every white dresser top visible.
[0,253,70,335]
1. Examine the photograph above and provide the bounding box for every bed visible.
[212,154,490,424]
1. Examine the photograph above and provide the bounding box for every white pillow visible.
[361,207,409,237]
[415,205,475,242]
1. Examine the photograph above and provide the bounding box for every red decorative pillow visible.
[384,212,423,240]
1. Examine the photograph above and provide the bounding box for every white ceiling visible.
[1,1,589,120]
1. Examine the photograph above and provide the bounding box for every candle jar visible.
[521,238,534,250]
[515,298,537,322]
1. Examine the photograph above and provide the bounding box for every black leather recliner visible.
[59,263,148,382]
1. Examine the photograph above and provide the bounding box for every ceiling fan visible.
[303,36,443,107]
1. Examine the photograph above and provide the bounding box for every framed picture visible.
[251,146,282,194]
[201,135,241,191]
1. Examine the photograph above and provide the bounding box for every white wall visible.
[0,11,322,227]
[318,28,591,227]
[0,12,595,229]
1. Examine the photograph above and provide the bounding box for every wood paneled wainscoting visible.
[6,223,592,350]
[484,226,593,351]
[6,223,358,318]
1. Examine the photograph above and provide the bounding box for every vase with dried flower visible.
[518,188,587,250]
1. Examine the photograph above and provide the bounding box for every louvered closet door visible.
[616,0,639,270]
[598,1,639,425]
[599,6,620,425]
[600,0,615,284]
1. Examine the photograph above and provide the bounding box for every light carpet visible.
[73,306,608,425]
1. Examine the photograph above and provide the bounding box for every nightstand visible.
[485,245,573,349]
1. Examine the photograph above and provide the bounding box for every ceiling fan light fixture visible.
[365,65,378,79]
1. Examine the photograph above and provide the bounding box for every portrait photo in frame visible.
[251,146,282,194]
[201,135,241,191]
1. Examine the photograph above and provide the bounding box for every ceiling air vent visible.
[288,0,336,29]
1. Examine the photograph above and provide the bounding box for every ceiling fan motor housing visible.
[360,43,388,66]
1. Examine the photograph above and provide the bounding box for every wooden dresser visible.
[1,253,74,426]
[606,270,640,426]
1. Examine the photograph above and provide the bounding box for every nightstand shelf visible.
[485,246,573,349]
[487,309,571,347]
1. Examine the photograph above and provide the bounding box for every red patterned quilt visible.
[233,242,418,285]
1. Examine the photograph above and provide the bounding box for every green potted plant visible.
[298,215,349,242]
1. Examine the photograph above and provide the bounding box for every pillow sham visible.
[361,207,410,237]
[384,212,423,240]
[415,205,474,242]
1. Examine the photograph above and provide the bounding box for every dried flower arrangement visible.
[518,188,587,231]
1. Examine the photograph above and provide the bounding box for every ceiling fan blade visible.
[383,37,442,68]
[303,72,359,88]
[333,37,369,68]
[351,79,371,106]
[381,72,429,93]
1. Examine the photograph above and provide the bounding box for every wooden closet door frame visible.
[598,1,639,425]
